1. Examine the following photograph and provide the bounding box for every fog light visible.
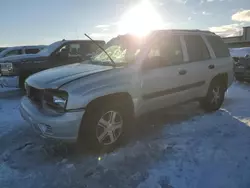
[38,123,47,133]
[38,123,53,135]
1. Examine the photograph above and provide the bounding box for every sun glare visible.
[118,0,164,36]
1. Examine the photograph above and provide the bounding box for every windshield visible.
[38,41,64,55]
[91,45,140,64]
[0,48,10,57]
[0,48,7,53]
[91,36,144,64]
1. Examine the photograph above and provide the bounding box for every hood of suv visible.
[26,63,113,89]
[0,53,47,63]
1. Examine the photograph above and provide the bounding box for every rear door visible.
[204,35,233,86]
[181,34,213,98]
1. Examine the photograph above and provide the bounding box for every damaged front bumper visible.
[0,76,19,88]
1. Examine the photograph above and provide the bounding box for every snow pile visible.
[0,89,23,137]
[1,83,250,187]
[97,83,250,188]
[136,83,250,188]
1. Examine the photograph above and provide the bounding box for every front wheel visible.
[78,103,129,151]
[200,80,225,112]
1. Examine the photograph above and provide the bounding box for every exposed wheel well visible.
[78,92,134,140]
[211,73,228,91]
[85,92,134,117]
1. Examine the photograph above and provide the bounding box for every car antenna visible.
[84,33,116,68]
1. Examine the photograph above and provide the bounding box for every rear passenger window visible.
[25,48,40,54]
[184,35,210,62]
[206,36,230,57]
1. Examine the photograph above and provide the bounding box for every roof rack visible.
[156,29,215,34]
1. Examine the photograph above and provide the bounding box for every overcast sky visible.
[0,0,250,46]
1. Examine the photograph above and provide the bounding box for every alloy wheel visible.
[96,111,123,145]
[211,86,221,105]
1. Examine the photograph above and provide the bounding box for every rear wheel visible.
[200,80,225,112]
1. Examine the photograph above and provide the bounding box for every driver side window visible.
[57,43,81,58]
[145,35,183,69]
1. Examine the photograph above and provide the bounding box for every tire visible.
[199,79,225,112]
[78,101,130,152]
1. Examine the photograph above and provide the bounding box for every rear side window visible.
[206,36,230,57]
[25,48,40,54]
[184,35,210,62]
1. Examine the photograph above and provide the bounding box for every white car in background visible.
[0,45,46,59]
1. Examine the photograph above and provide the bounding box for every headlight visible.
[52,95,67,108]
[43,89,68,111]
[0,63,14,75]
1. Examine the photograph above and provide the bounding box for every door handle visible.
[179,69,187,75]
[208,64,215,69]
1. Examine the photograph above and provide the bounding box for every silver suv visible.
[20,30,234,150]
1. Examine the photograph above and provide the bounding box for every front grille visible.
[26,85,43,106]
[26,84,66,112]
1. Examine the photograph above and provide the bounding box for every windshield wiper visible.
[84,33,116,68]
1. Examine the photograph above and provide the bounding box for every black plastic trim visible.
[142,81,205,100]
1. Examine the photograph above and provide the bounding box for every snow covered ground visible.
[1,82,250,188]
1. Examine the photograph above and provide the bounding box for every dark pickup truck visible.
[0,39,105,88]
[234,57,250,81]
[230,47,250,81]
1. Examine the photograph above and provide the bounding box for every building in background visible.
[223,26,250,48]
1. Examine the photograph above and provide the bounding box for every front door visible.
[52,43,83,67]
[137,34,191,115]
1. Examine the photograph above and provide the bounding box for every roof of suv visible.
[152,29,216,35]
[107,29,217,45]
